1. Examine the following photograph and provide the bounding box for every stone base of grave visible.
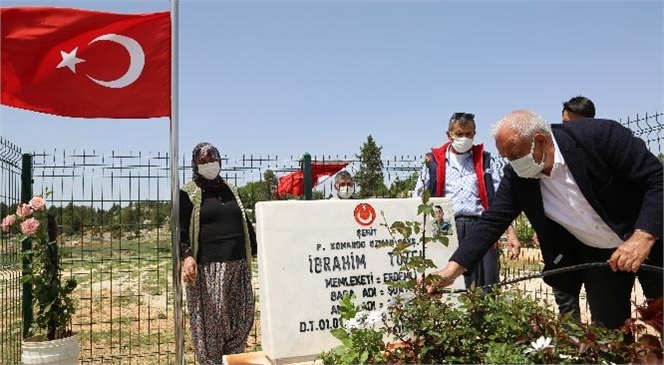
[223,352,272,365]
[222,352,323,365]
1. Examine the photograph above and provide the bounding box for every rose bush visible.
[1,192,77,341]
[320,191,654,364]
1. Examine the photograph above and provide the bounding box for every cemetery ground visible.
[57,230,261,364]
[32,236,648,364]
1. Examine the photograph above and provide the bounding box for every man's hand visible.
[506,225,522,260]
[506,237,522,260]
[531,232,540,247]
[609,229,656,272]
[423,261,466,294]
[182,256,198,283]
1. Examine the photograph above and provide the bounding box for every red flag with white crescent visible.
[1,7,170,118]
[311,162,349,185]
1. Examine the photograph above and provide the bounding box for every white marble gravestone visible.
[255,198,464,364]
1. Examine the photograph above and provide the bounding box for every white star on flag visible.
[57,47,85,73]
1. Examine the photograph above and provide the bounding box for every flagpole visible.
[169,0,184,364]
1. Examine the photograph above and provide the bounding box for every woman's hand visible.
[182,256,198,283]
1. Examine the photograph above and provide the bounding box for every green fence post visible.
[21,153,33,338]
[302,152,312,200]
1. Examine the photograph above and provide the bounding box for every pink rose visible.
[1,215,16,233]
[20,218,40,237]
[29,196,46,211]
[16,204,32,219]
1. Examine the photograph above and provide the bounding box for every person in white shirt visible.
[429,109,663,337]
[541,95,597,322]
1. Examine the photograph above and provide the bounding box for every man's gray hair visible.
[490,109,552,141]
[335,170,353,184]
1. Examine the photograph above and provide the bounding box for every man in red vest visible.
[415,112,521,293]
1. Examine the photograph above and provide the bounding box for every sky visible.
[1,0,662,162]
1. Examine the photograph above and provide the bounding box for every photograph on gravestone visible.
[255,198,463,364]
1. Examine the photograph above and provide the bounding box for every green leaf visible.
[390,221,406,230]
[359,350,369,364]
[374,240,391,249]
[339,293,358,320]
[436,235,450,247]
[43,300,54,313]
[423,258,438,269]
[330,328,349,341]
[63,278,77,291]
[421,204,434,216]
[422,189,431,203]
[342,351,358,364]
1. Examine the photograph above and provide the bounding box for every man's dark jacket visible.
[449,119,663,293]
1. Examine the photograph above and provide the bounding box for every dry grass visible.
[68,252,261,364]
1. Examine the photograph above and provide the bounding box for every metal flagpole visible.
[169,0,184,364]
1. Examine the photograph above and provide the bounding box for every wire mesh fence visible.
[0,137,23,365]
[29,150,176,364]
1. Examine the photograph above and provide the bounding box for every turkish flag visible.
[311,162,349,184]
[276,171,305,198]
[275,162,349,198]
[1,7,170,118]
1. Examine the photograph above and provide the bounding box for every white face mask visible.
[451,137,473,154]
[337,186,354,199]
[197,162,221,180]
[509,140,546,179]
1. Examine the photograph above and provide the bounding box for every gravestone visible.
[255,198,464,364]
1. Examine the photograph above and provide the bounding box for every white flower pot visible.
[22,333,80,364]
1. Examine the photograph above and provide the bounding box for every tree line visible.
[0,200,170,237]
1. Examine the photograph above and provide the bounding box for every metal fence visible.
[28,150,178,364]
[1,111,661,363]
[622,112,663,154]
[0,137,23,365]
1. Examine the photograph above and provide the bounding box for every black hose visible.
[439,262,664,294]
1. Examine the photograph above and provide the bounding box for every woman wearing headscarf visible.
[179,142,257,364]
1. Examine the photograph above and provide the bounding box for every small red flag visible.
[311,162,349,184]
[276,171,305,198]
[1,7,171,118]
[275,162,349,198]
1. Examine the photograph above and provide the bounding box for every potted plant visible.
[1,193,79,364]
[320,191,650,364]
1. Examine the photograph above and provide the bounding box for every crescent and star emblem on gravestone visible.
[353,203,377,227]
[56,33,145,89]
